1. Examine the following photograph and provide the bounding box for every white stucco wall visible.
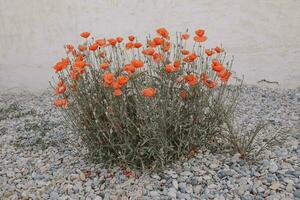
[0,0,299,92]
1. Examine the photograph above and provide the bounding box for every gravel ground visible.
[0,85,299,200]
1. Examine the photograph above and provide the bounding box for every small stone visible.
[167,188,177,199]
[172,179,178,190]
[186,184,193,194]
[293,171,300,178]
[177,191,189,199]
[94,196,102,200]
[269,182,282,191]
[194,185,202,194]
[217,170,226,179]
[151,174,161,180]
[69,174,79,181]
[294,190,300,198]
[180,171,193,177]
[109,195,118,200]
[21,191,29,199]
[149,191,159,197]
[203,175,211,180]
[79,171,86,181]
[50,191,59,200]
[232,153,241,162]
[208,184,217,189]
[238,182,249,195]
[243,193,253,200]
[210,162,219,169]
[265,174,274,183]
[178,182,187,193]
[224,170,234,176]
[268,161,278,173]
[257,187,265,193]
[7,171,15,178]
[286,182,294,193]
[239,160,246,166]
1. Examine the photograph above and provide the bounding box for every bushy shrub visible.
[51,27,243,170]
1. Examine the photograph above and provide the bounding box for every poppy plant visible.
[51,27,240,170]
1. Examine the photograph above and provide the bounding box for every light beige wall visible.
[0,0,299,91]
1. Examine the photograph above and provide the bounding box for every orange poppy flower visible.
[63,57,70,64]
[78,45,87,51]
[211,59,225,72]
[117,76,129,86]
[128,35,135,41]
[125,42,134,49]
[70,70,79,80]
[185,74,198,86]
[56,79,64,87]
[215,46,223,53]
[74,60,86,69]
[108,38,117,46]
[219,70,232,82]
[193,36,207,43]
[123,64,136,74]
[53,58,70,72]
[55,83,66,95]
[156,27,169,39]
[162,42,171,52]
[66,44,74,50]
[131,59,144,68]
[188,53,198,62]
[112,81,121,89]
[147,39,157,48]
[96,39,106,47]
[200,72,208,81]
[217,69,227,77]
[54,98,68,108]
[99,51,106,58]
[142,48,155,55]
[153,37,164,45]
[116,37,123,43]
[152,52,163,62]
[75,55,84,62]
[181,33,190,40]
[134,42,143,48]
[164,64,174,73]
[100,62,110,70]
[212,59,220,66]
[212,64,225,72]
[205,49,214,56]
[179,90,188,99]
[80,32,90,38]
[173,60,181,70]
[143,87,156,97]
[204,79,217,88]
[89,43,98,51]
[113,89,122,96]
[195,29,205,37]
[102,72,114,85]
[181,49,190,55]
